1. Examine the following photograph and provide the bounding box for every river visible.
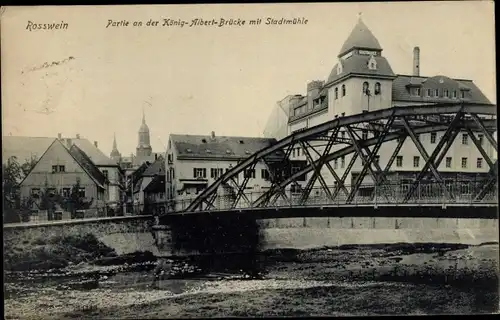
[4,244,499,318]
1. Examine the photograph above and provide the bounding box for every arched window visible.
[375,82,381,95]
[362,82,369,94]
[335,87,338,99]
[342,84,346,97]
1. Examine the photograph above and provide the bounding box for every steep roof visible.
[19,139,106,189]
[142,158,165,177]
[2,136,54,164]
[392,75,492,104]
[339,18,383,57]
[68,144,108,189]
[2,136,117,166]
[327,55,396,85]
[143,175,165,193]
[170,134,284,161]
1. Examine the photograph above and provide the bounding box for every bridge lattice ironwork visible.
[170,103,498,214]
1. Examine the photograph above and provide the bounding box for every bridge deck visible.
[161,203,498,221]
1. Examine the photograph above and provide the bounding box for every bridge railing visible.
[151,182,498,214]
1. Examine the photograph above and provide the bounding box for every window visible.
[341,131,345,139]
[261,169,270,180]
[334,159,338,169]
[446,157,452,168]
[430,132,437,144]
[210,168,224,179]
[478,134,484,146]
[426,89,431,97]
[363,82,369,95]
[453,90,457,98]
[62,188,71,197]
[292,149,296,157]
[102,170,108,179]
[415,88,421,96]
[477,158,483,168]
[362,129,368,140]
[335,87,338,99]
[413,156,420,168]
[342,84,346,97]
[396,156,403,167]
[59,165,65,172]
[461,91,465,99]
[52,165,57,173]
[78,187,86,198]
[461,157,468,169]
[434,89,439,97]
[341,156,345,168]
[462,133,468,145]
[193,168,206,178]
[443,89,449,98]
[244,169,256,179]
[375,82,381,95]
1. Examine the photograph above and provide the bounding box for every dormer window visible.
[453,90,457,98]
[460,90,466,99]
[434,89,439,97]
[426,89,431,97]
[337,62,343,75]
[443,89,449,98]
[374,82,381,95]
[368,55,377,70]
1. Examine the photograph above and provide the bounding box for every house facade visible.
[165,132,281,211]
[19,139,108,218]
[3,133,123,207]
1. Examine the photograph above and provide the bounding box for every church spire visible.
[142,107,146,124]
[110,132,121,161]
[113,132,118,150]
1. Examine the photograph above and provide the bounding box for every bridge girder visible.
[178,103,497,213]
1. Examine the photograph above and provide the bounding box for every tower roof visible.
[110,132,121,158]
[139,108,150,133]
[338,17,382,57]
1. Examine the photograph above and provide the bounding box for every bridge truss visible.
[180,103,497,213]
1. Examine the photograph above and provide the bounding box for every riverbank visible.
[5,242,499,318]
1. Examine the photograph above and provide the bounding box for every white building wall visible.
[264,98,292,140]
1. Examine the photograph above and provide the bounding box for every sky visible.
[2,2,496,156]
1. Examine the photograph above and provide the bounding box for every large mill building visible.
[263,17,495,195]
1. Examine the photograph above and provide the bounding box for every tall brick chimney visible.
[57,133,62,140]
[94,141,98,148]
[413,47,420,76]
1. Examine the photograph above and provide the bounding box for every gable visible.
[20,139,97,188]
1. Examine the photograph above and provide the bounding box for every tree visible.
[2,156,23,223]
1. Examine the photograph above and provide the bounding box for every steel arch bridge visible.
[174,103,498,215]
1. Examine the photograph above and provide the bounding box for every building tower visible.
[136,109,152,157]
[110,133,122,163]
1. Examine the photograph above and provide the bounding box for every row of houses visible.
[2,134,166,220]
